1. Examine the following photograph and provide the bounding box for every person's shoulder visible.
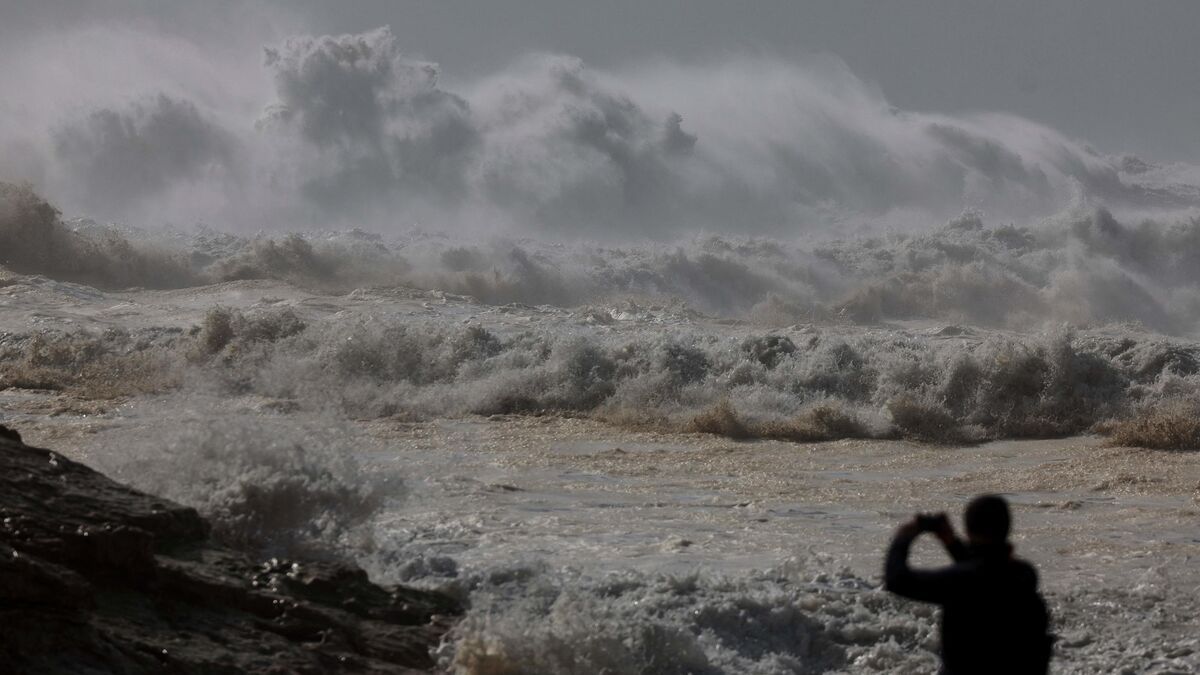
[1008,556,1040,587]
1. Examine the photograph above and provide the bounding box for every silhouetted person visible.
[884,494,1053,674]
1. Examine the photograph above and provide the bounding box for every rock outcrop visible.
[0,425,461,673]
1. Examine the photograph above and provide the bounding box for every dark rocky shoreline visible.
[0,425,461,673]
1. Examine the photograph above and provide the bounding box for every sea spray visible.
[100,416,401,559]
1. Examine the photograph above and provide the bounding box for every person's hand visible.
[930,512,957,545]
[895,517,922,540]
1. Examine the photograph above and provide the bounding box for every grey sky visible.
[280,0,1200,162]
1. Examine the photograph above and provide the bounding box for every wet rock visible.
[0,423,20,442]
[0,430,461,673]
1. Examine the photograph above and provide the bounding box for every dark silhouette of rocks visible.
[0,424,461,673]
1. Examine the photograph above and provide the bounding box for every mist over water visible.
[5,12,1200,317]
[2,23,1199,236]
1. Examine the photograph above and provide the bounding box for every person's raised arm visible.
[884,516,959,604]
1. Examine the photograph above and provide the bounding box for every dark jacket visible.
[885,533,1052,675]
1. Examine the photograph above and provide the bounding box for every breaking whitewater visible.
[2,181,1199,673]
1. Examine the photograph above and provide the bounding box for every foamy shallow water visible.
[8,393,1197,673]
[361,418,1199,671]
[2,275,1199,673]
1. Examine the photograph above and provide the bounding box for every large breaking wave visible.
[2,26,1198,236]
[5,291,1199,446]
[6,181,1200,334]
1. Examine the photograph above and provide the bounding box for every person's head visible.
[964,494,1010,544]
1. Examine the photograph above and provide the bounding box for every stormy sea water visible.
[3,23,1200,674]
[4,185,1200,673]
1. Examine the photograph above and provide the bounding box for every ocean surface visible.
[2,217,1199,672]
